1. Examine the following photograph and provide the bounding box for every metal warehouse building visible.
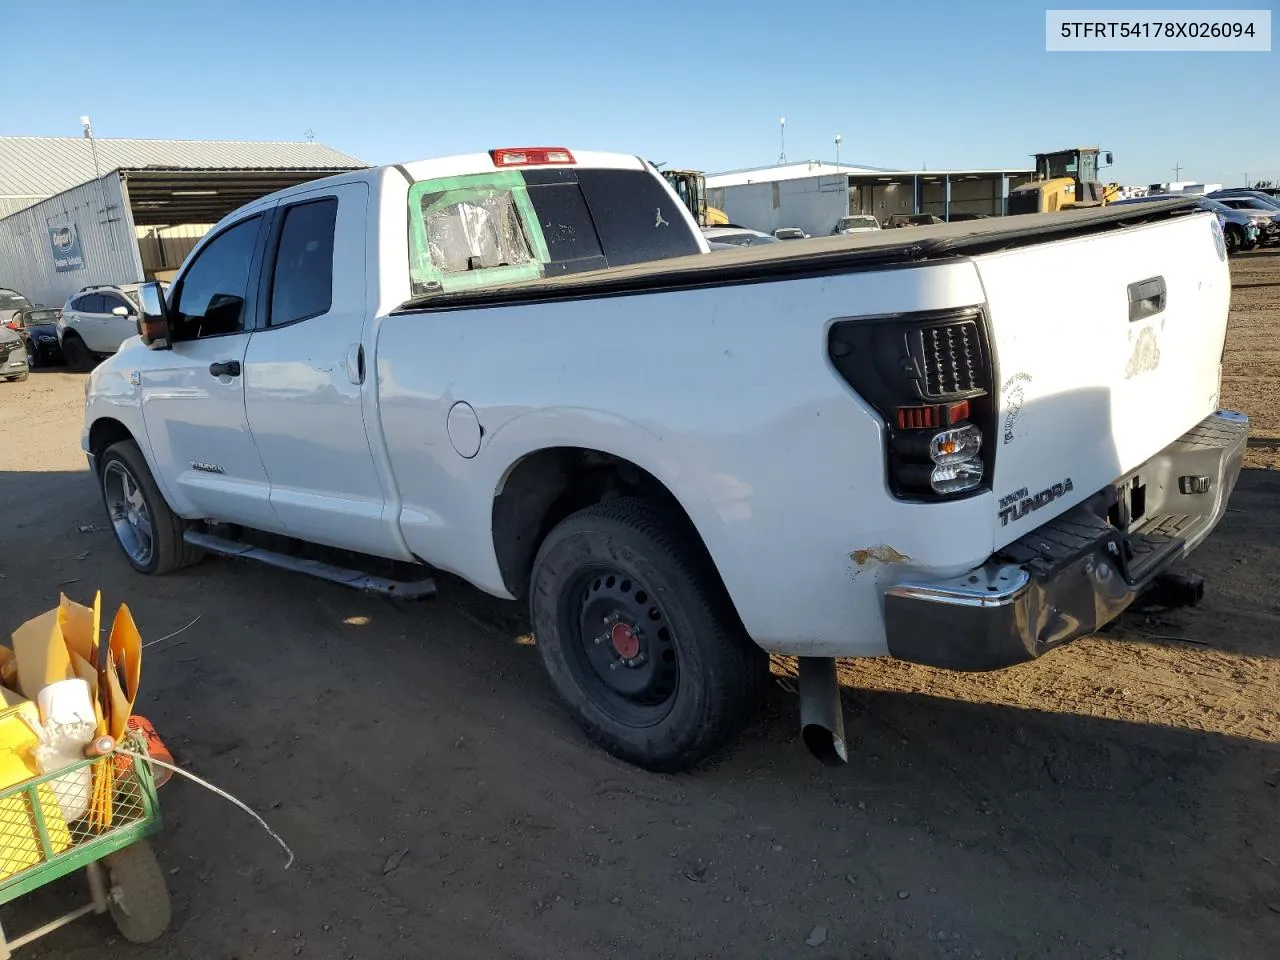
[706,160,1034,238]
[0,136,365,307]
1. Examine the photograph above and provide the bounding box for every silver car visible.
[833,215,881,235]
[57,284,155,370]
[0,288,34,328]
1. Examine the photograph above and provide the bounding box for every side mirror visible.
[137,282,173,350]
[111,305,130,318]
[1105,152,1114,165]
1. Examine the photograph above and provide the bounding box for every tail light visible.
[490,147,576,167]
[827,308,995,501]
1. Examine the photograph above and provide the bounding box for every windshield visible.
[1232,199,1278,212]
[1218,193,1280,210]
[840,217,878,229]
[119,289,142,308]
[1036,152,1079,180]
[0,292,32,311]
[1197,198,1236,215]
[23,310,57,323]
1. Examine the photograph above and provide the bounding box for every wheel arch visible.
[88,416,136,467]
[86,414,183,518]
[491,444,731,610]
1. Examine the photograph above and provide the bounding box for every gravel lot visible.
[1,250,1278,959]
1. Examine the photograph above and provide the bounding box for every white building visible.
[1147,180,1223,196]
[706,160,1034,237]
[0,136,365,305]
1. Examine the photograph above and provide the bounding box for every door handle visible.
[209,360,241,378]
[1127,276,1166,322]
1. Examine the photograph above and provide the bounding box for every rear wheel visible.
[530,497,768,771]
[99,439,203,575]
[62,333,93,372]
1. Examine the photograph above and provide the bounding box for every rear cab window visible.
[406,165,701,297]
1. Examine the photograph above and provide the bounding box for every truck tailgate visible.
[976,211,1231,547]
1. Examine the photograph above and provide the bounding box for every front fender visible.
[83,358,178,513]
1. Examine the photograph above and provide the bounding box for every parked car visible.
[58,283,163,371]
[833,215,881,235]
[1207,189,1280,211]
[0,323,29,382]
[7,306,63,367]
[0,287,35,327]
[1110,194,1263,252]
[84,146,1244,772]
[945,212,990,222]
[1204,195,1280,244]
[885,213,945,228]
[702,227,780,247]
[772,227,808,240]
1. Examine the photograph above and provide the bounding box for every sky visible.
[3,0,1277,187]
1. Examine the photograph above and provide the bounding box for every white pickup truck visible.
[82,147,1247,771]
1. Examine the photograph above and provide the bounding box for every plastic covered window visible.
[423,190,533,274]
[407,172,549,296]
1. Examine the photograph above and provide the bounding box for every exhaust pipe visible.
[799,657,848,766]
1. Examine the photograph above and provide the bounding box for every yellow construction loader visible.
[660,168,729,227]
[1007,147,1121,215]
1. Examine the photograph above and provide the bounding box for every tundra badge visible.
[998,479,1074,527]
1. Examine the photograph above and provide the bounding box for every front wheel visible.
[1224,225,1243,255]
[530,497,768,771]
[99,439,203,574]
[62,333,94,372]
[25,341,38,369]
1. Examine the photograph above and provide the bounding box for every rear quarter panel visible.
[375,260,997,656]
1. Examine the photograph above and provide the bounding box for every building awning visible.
[121,166,362,225]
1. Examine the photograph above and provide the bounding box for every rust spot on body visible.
[852,544,911,567]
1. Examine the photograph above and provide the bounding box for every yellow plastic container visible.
[0,702,72,881]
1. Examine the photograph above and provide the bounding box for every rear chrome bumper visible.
[883,409,1248,671]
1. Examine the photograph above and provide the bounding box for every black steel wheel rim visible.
[559,565,680,727]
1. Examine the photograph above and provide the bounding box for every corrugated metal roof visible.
[0,136,366,200]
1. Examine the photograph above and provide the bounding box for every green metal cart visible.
[0,733,169,956]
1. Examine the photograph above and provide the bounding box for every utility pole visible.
[80,114,111,240]
[80,115,101,179]
[1173,161,1183,181]
[777,116,787,165]
[834,133,842,167]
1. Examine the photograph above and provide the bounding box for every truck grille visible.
[911,320,982,397]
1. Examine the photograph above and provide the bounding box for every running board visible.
[183,530,437,599]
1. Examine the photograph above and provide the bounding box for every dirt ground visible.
[1,252,1279,960]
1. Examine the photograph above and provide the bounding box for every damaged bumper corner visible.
[883,409,1248,671]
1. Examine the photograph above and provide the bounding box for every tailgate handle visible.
[1127,276,1166,322]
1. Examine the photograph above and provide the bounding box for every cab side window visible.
[170,216,262,342]
[268,199,337,326]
